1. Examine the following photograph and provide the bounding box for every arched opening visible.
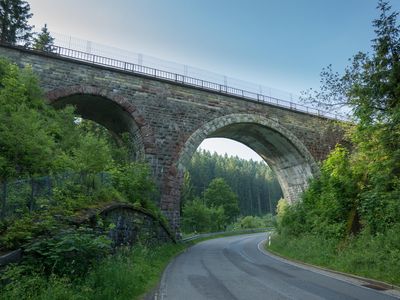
[188,137,283,216]
[49,93,146,160]
[177,114,318,205]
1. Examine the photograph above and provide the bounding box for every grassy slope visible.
[267,231,400,287]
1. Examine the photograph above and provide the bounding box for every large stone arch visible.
[175,113,319,204]
[45,85,156,160]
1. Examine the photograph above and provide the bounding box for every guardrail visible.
[181,228,273,242]
[2,38,346,121]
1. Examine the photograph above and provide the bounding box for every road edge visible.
[257,237,400,299]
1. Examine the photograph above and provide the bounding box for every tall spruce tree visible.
[33,23,54,51]
[0,0,32,45]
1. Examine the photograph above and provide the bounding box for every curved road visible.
[156,233,399,300]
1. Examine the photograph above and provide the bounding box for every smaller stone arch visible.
[175,113,319,204]
[45,85,157,160]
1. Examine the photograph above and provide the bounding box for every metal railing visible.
[45,45,344,120]
[5,32,346,121]
[181,228,273,242]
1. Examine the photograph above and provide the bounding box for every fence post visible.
[1,181,6,220]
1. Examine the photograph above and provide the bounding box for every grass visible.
[0,243,186,300]
[267,227,400,286]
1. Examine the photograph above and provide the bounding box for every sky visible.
[27,0,400,161]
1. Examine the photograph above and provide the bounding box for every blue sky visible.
[28,0,400,161]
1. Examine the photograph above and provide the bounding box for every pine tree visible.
[33,23,54,52]
[0,0,33,46]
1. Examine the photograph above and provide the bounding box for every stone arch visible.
[175,113,319,204]
[45,85,156,159]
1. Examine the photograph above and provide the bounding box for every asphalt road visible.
[156,233,400,300]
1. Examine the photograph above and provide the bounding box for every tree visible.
[0,0,33,45]
[180,171,194,214]
[302,1,400,124]
[286,0,400,236]
[186,149,282,215]
[203,177,240,223]
[181,198,226,233]
[0,59,55,181]
[33,23,54,51]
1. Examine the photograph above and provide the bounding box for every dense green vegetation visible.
[184,150,282,216]
[0,55,170,298]
[181,150,281,234]
[270,1,400,285]
[1,243,186,300]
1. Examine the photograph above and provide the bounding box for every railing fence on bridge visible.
[10,32,346,121]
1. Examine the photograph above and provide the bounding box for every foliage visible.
[0,59,56,180]
[0,212,58,249]
[230,214,274,230]
[268,224,400,286]
[1,237,182,300]
[186,149,282,216]
[203,177,240,223]
[180,171,194,214]
[22,227,111,277]
[181,198,226,233]
[110,162,156,206]
[0,243,185,300]
[278,1,400,239]
[0,0,33,45]
[271,1,400,285]
[275,198,288,229]
[33,23,54,51]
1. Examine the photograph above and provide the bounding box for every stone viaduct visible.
[0,44,343,232]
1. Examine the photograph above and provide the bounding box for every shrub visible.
[23,227,111,277]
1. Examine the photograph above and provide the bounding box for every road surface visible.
[156,233,399,300]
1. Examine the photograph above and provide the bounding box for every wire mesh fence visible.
[42,32,345,121]
[0,172,112,221]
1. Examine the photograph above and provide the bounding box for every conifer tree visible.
[33,24,54,51]
[0,0,33,45]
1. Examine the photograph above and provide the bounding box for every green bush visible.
[0,212,59,250]
[110,162,156,205]
[22,227,111,277]
[230,214,275,230]
[182,198,226,233]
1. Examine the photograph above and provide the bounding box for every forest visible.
[184,149,282,216]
